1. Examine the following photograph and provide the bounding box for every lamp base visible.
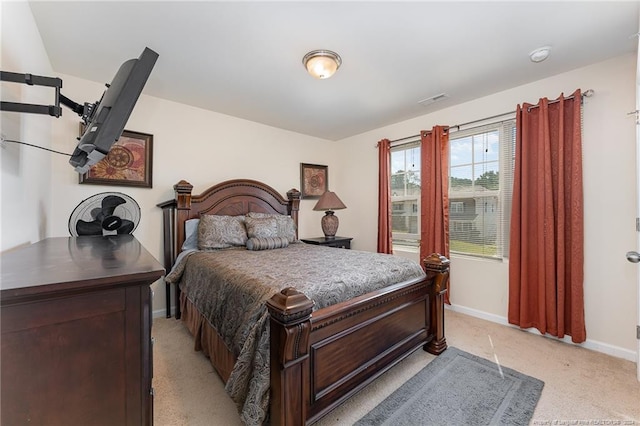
[321,211,339,238]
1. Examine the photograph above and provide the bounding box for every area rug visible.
[354,347,544,426]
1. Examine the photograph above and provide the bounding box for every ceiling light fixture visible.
[303,50,342,79]
[529,46,552,63]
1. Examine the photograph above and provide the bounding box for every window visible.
[390,141,421,247]
[388,120,515,259]
[449,121,515,259]
[451,201,464,214]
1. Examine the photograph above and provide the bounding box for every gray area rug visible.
[355,347,544,426]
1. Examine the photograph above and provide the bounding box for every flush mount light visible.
[529,46,552,63]
[303,50,342,79]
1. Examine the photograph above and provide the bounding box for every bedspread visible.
[165,242,426,425]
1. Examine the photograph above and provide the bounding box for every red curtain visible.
[508,89,586,343]
[377,138,393,254]
[420,126,450,303]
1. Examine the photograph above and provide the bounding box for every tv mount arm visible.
[0,71,94,122]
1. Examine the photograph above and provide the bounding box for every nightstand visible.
[301,236,353,249]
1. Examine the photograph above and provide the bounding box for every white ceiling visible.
[27,1,640,141]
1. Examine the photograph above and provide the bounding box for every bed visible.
[157,179,449,425]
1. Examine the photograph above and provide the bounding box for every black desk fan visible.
[69,192,140,236]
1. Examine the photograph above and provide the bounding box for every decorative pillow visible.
[246,212,297,242]
[244,216,279,239]
[246,237,289,251]
[197,215,247,250]
[181,218,200,251]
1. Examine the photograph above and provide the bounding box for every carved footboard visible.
[267,254,450,426]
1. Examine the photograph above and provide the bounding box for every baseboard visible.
[152,306,173,319]
[446,304,638,363]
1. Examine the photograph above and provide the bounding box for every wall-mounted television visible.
[69,47,159,173]
[1,47,158,173]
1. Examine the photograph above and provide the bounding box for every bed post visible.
[173,180,194,319]
[423,253,450,355]
[266,288,314,426]
[157,199,176,317]
[286,189,301,239]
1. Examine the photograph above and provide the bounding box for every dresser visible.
[0,235,164,426]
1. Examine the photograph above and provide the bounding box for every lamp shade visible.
[303,50,342,79]
[313,191,346,211]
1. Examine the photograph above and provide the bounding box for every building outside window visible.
[449,121,515,259]
[389,120,515,260]
[390,141,421,247]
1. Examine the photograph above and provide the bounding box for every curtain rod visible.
[385,89,593,145]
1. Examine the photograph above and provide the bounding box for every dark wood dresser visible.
[0,235,164,426]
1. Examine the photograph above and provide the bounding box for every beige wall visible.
[2,3,637,362]
[1,2,53,251]
[337,54,639,361]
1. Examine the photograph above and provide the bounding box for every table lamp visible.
[313,191,347,238]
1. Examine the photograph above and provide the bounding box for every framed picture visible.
[79,126,153,188]
[300,163,328,199]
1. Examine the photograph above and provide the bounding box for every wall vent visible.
[418,93,449,107]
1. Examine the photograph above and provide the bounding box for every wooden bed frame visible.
[158,179,449,425]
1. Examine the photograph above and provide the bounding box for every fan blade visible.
[117,220,135,234]
[76,220,104,236]
[101,195,126,217]
[90,207,104,221]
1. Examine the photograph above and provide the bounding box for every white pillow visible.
[181,218,200,251]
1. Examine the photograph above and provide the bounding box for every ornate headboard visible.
[157,179,301,315]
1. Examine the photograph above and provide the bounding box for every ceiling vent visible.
[418,93,448,107]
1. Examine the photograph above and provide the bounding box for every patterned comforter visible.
[165,242,426,425]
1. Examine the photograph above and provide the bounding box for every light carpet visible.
[354,347,543,425]
[153,310,640,425]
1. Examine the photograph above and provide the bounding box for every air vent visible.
[418,93,449,107]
